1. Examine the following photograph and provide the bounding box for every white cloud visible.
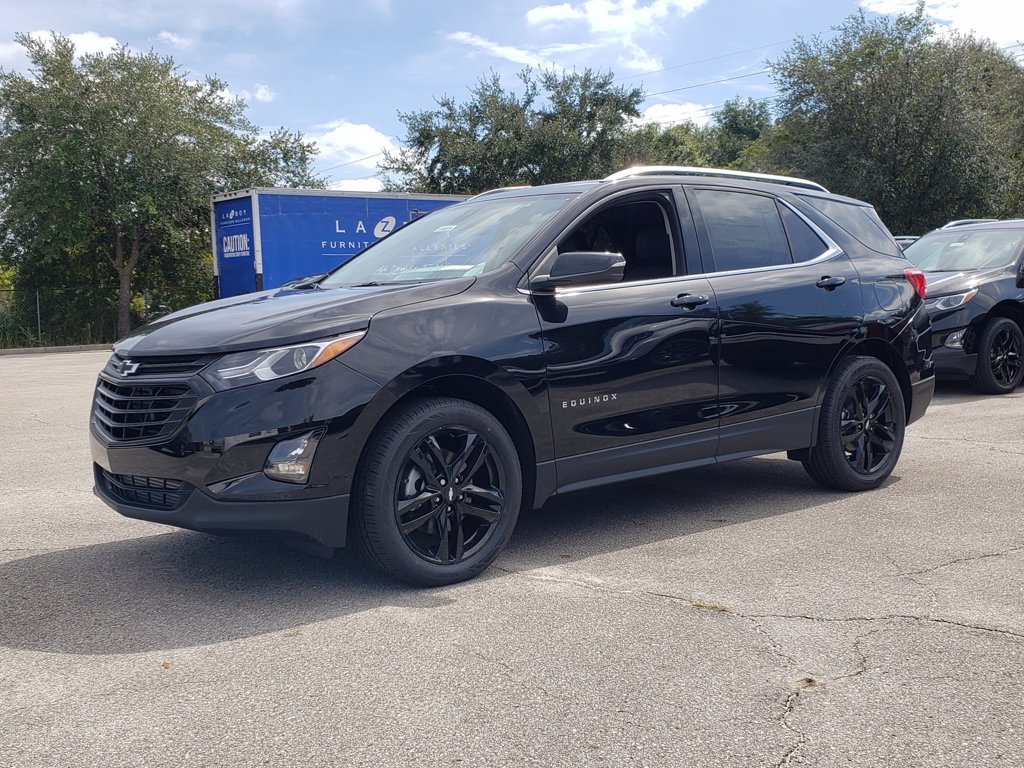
[448,31,555,68]
[0,41,23,65]
[17,30,122,57]
[254,84,276,102]
[636,101,715,128]
[525,0,709,70]
[329,177,385,192]
[0,30,123,66]
[47,30,121,56]
[313,120,398,172]
[860,0,1024,48]
[157,30,192,48]
[526,2,586,25]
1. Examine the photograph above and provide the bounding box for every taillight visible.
[904,268,927,299]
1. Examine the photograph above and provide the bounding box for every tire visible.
[802,356,906,492]
[352,397,522,586]
[967,317,1024,395]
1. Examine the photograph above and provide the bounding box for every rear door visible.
[685,186,863,457]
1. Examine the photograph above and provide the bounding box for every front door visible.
[531,190,720,492]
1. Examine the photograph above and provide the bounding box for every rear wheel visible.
[802,356,906,492]
[968,317,1024,394]
[353,397,522,586]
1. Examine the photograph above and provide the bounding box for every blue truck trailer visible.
[210,188,466,297]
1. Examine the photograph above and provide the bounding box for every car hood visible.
[924,266,1008,297]
[114,279,475,356]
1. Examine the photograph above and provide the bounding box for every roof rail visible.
[604,166,828,193]
[466,185,532,201]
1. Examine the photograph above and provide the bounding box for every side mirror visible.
[530,251,626,294]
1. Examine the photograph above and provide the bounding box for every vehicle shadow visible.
[0,456,870,656]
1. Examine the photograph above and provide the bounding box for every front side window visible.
[556,197,678,283]
[320,193,575,286]
[694,189,792,271]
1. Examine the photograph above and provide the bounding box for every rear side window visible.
[798,195,897,254]
[780,205,828,262]
[693,189,792,271]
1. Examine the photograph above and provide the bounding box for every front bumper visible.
[90,358,386,548]
[932,346,978,378]
[94,463,350,546]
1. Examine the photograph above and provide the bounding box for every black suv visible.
[902,220,1024,393]
[92,167,935,585]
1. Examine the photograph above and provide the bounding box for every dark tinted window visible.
[694,190,791,271]
[558,197,677,283]
[780,205,828,262]
[798,195,897,254]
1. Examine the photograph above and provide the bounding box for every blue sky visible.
[1,1,1020,190]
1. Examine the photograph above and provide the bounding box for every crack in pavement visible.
[496,566,1024,641]
[896,545,1024,577]
[744,613,1024,641]
[493,565,1023,765]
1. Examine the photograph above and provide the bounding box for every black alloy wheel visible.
[839,375,898,475]
[969,317,1024,394]
[396,427,505,565]
[354,397,522,586]
[802,356,906,491]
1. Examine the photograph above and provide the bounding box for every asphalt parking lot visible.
[0,350,1021,768]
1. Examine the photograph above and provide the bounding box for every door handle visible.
[670,293,710,309]
[815,276,846,290]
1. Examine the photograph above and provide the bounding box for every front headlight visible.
[201,331,365,391]
[925,289,978,312]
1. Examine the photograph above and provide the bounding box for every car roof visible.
[468,173,870,207]
[921,219,1024,236]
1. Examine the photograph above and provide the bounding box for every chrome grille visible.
[92,378,197,442]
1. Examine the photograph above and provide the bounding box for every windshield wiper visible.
[349,281,383,287]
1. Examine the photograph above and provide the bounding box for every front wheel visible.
[353,397,522,586]
[968,317,1024,394]
[802,356,906,492]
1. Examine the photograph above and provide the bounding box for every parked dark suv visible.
[92,167,935,585]
[902,220,1024,393]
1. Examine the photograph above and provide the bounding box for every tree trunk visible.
[116,264,132,339]
[113,227,143,339]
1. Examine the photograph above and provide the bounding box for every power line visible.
[644,69,771,98]
[316,151,385,175]
[616,39,791,82]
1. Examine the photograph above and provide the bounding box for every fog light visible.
[264,430,323,484]
[944,329,966,349]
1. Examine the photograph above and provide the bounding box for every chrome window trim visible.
[518,191,845,297]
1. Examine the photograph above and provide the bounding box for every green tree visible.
[615,121,712,168]
[747,5,1024,233]
[705,98,772,168]
[0,33,322,338]
[380,68,644,193]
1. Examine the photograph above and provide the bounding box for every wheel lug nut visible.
[439,479,446,486]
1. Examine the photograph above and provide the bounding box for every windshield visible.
[320,193,575,286]
[904,229,1024,272]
